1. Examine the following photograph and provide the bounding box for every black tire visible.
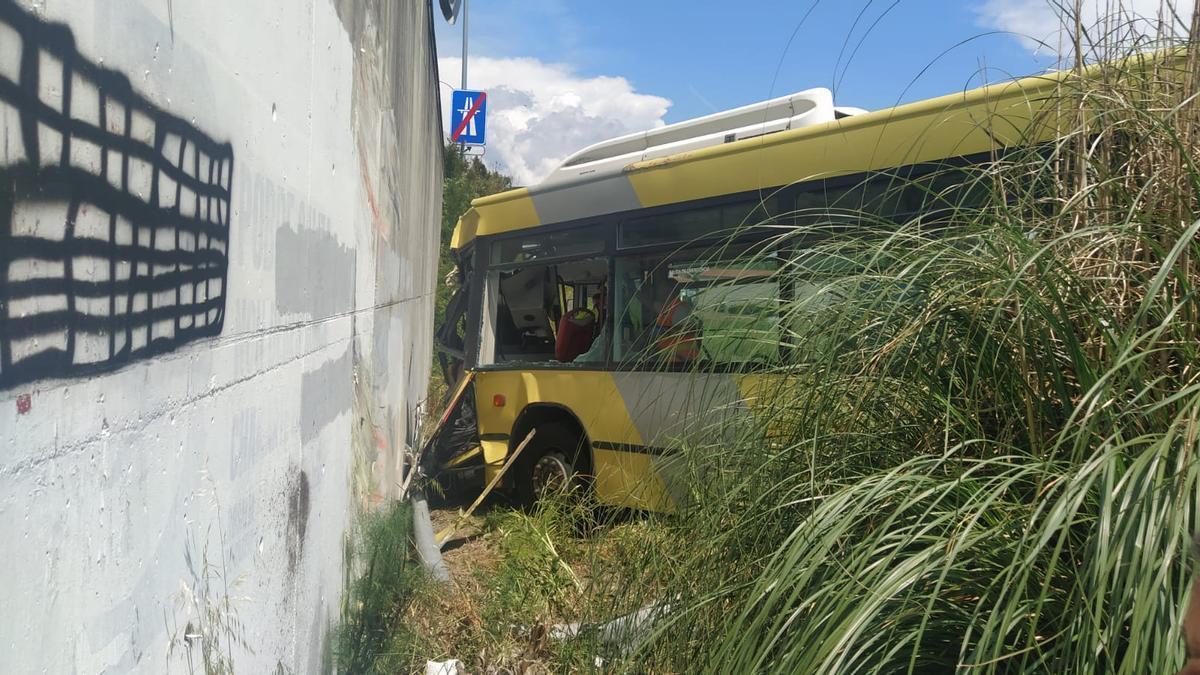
[515,421,589,505]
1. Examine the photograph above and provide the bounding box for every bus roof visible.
[449,52,1165,252]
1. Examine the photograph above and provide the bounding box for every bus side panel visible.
[473,369,675,510]
[609,371,751,510]
[735,373,808,441]
[592,448,673,512]
[473,369,754,512]
[609,372,748,448]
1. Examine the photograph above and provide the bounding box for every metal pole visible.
[459,0,468,158]
[461,0,468,89]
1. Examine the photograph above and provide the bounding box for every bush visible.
[581,20,1200,675]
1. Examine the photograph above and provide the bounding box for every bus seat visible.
[555,308,596,362]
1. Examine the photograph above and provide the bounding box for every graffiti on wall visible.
[0,0,234,390]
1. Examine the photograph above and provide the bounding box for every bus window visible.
[619,194,787,248]
[435,255,472,390]
[490,229,605,265]
[479,257,609,367]
[612,251,781,369]
[793,164,992,227]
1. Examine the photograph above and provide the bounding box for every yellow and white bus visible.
[425,69,1075,511]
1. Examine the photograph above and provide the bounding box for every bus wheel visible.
[517,422,584,504]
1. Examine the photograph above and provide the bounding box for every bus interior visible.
[489,257,609,366]
[480,245,788,370]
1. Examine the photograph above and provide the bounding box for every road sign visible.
[450,89,487,145]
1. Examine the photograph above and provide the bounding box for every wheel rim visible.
[531,452,571,498]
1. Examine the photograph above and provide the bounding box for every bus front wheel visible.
[516,422,585,504]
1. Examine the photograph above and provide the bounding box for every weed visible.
[165,470,252,675]
[394,5,1200,674]
[333,501,427,674]
[580,20,1200,674]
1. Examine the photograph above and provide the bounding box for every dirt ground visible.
[407,497,539,672]
[406,477,679,673]
[427,498,504,583]
[408,492,625,673]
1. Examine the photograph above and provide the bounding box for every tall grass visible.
[560,7,1200,673]
[333,501,427,674]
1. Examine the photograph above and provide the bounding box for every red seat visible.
[555,308,595,362]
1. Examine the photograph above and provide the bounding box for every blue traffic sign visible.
[450,89,487,145]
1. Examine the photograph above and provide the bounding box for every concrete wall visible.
[0,0,442,671]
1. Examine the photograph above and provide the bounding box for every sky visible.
[434,0,1193,186]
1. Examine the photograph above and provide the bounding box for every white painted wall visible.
[0,0,442,672]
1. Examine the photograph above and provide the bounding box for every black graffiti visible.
[0,0,234,390]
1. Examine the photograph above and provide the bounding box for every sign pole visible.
[459,0,468,160]
[461,0,468,90]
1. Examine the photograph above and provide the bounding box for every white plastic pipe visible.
[411,489,451,582]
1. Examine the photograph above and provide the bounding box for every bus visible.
[423,68,1078,511]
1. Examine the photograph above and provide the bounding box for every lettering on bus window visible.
[612,249,781,369]
[480,257,608,367]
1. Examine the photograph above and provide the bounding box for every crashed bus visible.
[423,64,1091,511]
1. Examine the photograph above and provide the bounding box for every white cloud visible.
[440,56,672,186]
[976,0,1192,55]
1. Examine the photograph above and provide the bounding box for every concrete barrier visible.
[0,0,443,671]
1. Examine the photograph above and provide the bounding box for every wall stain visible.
[300,344,353,444]
[286,469,310,574]
[274,223,353,319]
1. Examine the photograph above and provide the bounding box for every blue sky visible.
[433,1,1188,184]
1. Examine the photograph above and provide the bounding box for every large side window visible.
[478,256,609,367]
[612,247,782,369]
[491,229,604,265]
[619,193,788,248]
[793,162,994,228]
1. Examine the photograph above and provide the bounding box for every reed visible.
[552,5,1200,672]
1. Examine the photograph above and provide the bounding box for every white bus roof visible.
[540,87,845,188]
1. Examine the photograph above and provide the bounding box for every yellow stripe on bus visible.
[626,75,1064,208]
[452,188,542,250]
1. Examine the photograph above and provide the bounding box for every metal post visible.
[461,0,468,90]
[460,0,468,158]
